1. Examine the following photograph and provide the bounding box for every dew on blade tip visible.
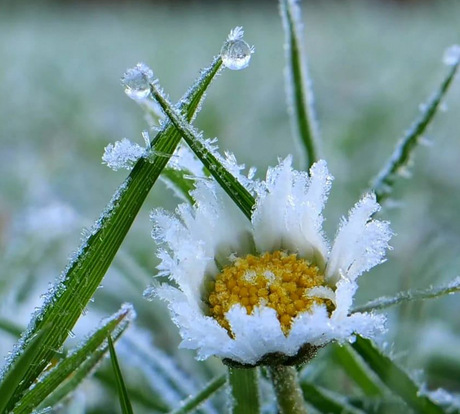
[221,27,253,71]
[122,62,155,100]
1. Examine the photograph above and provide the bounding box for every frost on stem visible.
[102,138,145,171]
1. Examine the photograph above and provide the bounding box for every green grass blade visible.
[332,344,383,397]
[372,58,459,203]
[161,168,197,204]
[94,368,169,413]
[150,81,255,220]
[169,374,226,414]
[301,382,365,414]
[279,0,320,169]
[228,367,260,414]
[352,276,460,313]
[351,336,444,414]
[0,325,50,414]
[0,54,223,411]
[13,305,133,413]
[108,335,134,414]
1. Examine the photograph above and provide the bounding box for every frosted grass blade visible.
[228,368,260,414]
[150,82,255,219]
[13,305,133,413]
[300,382,365,414]
[0,55,223,411]
[352,276,460,313]
[169,374,226,414]
[372,58,459,203]
[351,337,444,414]
[332,344,383,397]
[279,0,320,169]
[0,325,50,414]
[108,336,134,414]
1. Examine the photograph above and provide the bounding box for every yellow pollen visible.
[207,251,332,335]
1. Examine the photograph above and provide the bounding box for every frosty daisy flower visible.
[148,157,392,367]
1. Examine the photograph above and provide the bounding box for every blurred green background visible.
[1,0,460,412]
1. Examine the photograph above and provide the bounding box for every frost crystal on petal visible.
[122,62,155,100]
[102,138,145,171]
[149,157,392,365]
[443,44,460,66]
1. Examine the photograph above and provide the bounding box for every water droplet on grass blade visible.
[221,27,252,70]
[122,62,154,100]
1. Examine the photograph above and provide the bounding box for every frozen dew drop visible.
[443,44,460,66]
[122,62,154,100]
[221,26,252,71]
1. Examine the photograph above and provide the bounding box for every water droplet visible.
[443,44,460,66]
[122,63,154,100]
[221,27,252,71]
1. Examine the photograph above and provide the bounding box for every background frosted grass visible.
[1,1,460,412]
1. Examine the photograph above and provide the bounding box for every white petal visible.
[252,157,294,252]
[285,160,331,265]
[326,194,392,284]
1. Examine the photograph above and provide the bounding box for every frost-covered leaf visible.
[13,305,134,413]
[150,81,256,220]
[0,52,223,411]
[351,337,444,414]
[0,325,50,414]
[352,276,460,313]
[372,49,459,203]
[279,0,320,169]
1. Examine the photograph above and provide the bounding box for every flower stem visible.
[269,365,308,414]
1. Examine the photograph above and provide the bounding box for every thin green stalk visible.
[108,336,134,414]
[372,58,459,203]
[169,374,226,414]
[269,366,308,414]
[352,276,460,313]
[227,368,260,414]
[280,0,320,169]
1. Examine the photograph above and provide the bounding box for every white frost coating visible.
[102,138,145,171]
[221,26,253,71]
[149,158,392,365]
[166,144,205,178]
[121,62,154,100]
[443,44,460,66]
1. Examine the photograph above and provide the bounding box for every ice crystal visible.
[121,62,155,100]
[102,138,145,171]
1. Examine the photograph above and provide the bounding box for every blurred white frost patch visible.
[121,62,155,100]
[102,138,145,171]
[21,201,79,238]
[443,45,460,66]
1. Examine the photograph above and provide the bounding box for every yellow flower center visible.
[207,251,332,335]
